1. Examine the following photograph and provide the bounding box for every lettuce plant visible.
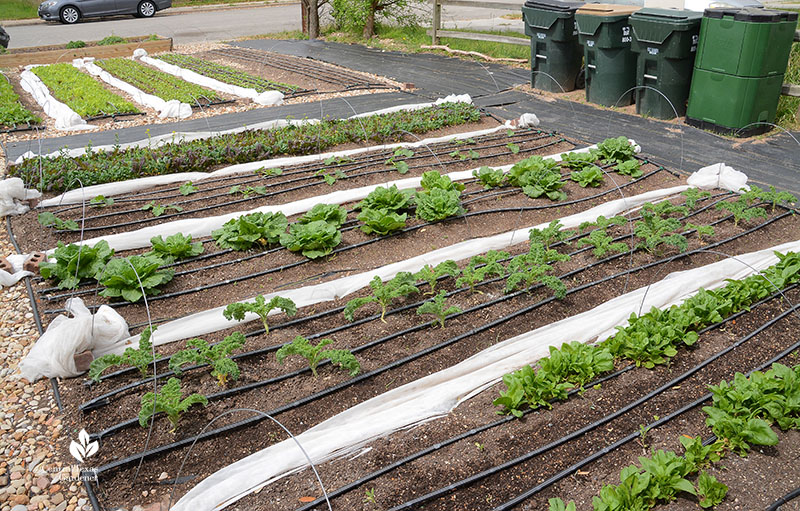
[298,203,348,228]
[357,185,415,212]
[212,212,288,250]
[146,233,203,263]
[357,208,407,235]
[98,255,174,303]
[280,220,342,259]
[39,240,114,289]
[472,166,505,189]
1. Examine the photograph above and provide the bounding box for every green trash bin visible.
[576,3,641,107]
[630,8,702,119]
[686,8,798,137]
[522,0,585,92]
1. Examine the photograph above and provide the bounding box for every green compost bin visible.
[686,8,798,137]
[629,8,702,119]
[522,0,585,92]
[576,3,641,107]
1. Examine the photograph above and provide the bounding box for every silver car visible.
[38,0,171,24]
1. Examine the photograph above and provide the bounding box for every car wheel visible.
[138,0,156,17]
[59,6,80,24]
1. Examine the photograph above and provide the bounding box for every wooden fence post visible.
[432,0,441,45]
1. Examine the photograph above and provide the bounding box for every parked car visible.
[38,0,172,24]
[0,26,9,49]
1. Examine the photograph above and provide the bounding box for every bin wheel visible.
[575,67,586,90]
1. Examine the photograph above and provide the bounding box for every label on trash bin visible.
[537,33,546,39]
[691,34,698,53]
[621,26,631,44]
[587,40,595,47]
[647,47,658,55]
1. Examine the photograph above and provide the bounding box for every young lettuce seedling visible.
[276,335,360,377]
[138,377,208,432]
[223,295,297,334]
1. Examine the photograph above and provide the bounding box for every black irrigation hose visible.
[84,112,145,122]
[78,191,733,412]
[87,211,788,449]
[0,124,46,134]
[389,297,800,511]
[293,281,799,511]
[42,164,667,313]
[4,217,63,412]
[766,486,800,511]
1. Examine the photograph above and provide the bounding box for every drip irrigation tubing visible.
[50,134,565,232]
[40,164,668,312]
[78,192,733,411]
[84,112,145,122]
[766,486,800,511]
[292,281,798,511]
[0,124,46,134]
[85,211,789,446]
[386,296,800,511]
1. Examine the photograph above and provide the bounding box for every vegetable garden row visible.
[7,102,800,511]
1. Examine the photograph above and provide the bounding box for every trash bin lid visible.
[576,3,641,17]
[523,0,585,13]
[703,7,798,22]
[630,7,703,24]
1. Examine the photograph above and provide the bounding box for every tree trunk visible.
[362,0,377,38]
[307,0,320,39]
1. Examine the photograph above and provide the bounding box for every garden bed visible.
[0,36,173,67]
[7,113,800,511]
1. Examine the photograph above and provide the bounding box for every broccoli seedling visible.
[138,377,208,432]
[344,273,419,322]
[416,291,461,328]
[276,336,360,377]
[169,332,246,386]
[88,326,158,382]
[223,295,297,334]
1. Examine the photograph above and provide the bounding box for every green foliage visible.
[416,291,461,328]
[560,151,597,170]
[579,215,627,232]
[229,184,267,198]
[506,142,520,154]
[65,40,86,49]
[212,212,288,250]
[96,58,221,104]
[358,208,407,235]
[344,272,419,322]
[415,188,463,222]
[681,188,711,210]
[414,260,461,295]
[357,184,415,212]
[679,436,724,470]
[30,63,139,118]
[571,166,604,187]
[145,233,203,263]
[138,377,208,431]
[615,159,643,178]
[255,167,283,177]
[456,250,509,293]
[97,35,126,45]
[578,228,629,258]
[280,219,342,259]
[507,156,565,200]
[634,204,687,255]
[472,166,505,189]
[686,222,715,243]
[179,181,199,196]
[39,240,114,289]
[420,170,465,192]
[449,149,479,160]
[156,53,297,93]
[223,295,297,334]
[596,136,636,164]
[314,167,346,185]
[548,498,576,511]
[37,212,79,231]
[98,255,175,303]
[385,147,414,174]
[89,195,114,208]
[0,72,41,127]
[299,203,348,228]
[276,336,360,377]
[697,471,728,508]
[89,326,158,381]
[141,201,183,217]
[757,185,797,212]
[529,220,570,249]
[504,242,569,296]
[715,196,768,227]
[169,332,246,386]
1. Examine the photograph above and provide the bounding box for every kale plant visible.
[276,336,360,377]
[88,326,158,381]
[344,272,419,322]
[417,291,461,328]
[223,295,297,334]
[138,377,208,431]
[169,332,246,386]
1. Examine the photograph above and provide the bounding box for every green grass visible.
[776,41,800,132]
[0,0,38,20]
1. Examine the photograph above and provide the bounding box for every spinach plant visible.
[276,335,360,377]
[138,377,208,431]
[223,295,297,334]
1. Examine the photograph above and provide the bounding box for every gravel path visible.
[0,230,92,511]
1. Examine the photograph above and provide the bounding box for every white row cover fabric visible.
[16,95,474,165]
[73,57,192,119]
[0,177,41,217]
[172,237,800,511]
[56,144,596,255]
[135,49,285,106]
[0,253,33,287]
[687,162,750,194]
[349,93,472,118]
[17,298,129,382]
[19,67,95,131]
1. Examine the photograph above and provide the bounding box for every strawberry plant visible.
[89,195,114,207]
[212,212,288,250]
[89,326,158,381]
[39,240,114,290]
[298,203,348,228]
[344,273,419,322]
[223,295,297,334]
[179,181,199,196]
[529,220,571,249]
[138,377,208,432]
[357,208,407,235]
[416,291,461,328]
[356,185,415,212]
[578,228,629,258]
[276,336,360,377]
[98,255,175,303]
[681,188,711,210]
[142,201,183,217]
[38,212,79,231]
[715,196,768,227]
[280,219,342,259]
[414,260,461,295]
[456,250,509,293]
[146,233,203,263]
[570,166,604,187]
[472,166,505,189]
[169,332,246,386]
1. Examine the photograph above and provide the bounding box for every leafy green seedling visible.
[40,240,114,290]
[324,155,353,166]
[223,295,297,334]
[89,195,114,207]
[454,137,476,146]
[146,233,203,263]
[385,148,414,174]
[141,201,183,217]
[548,498,576,511]
[276,336,360,377]
[37,212,79,231]
[697,471,728,508]
[344,273,419,322]
[255,167,283,177]
[578,229,628,258]
[179,181,198,196]
[570,166,604,187]
[417,291,461,328]
[506,142,520,154]
[99,255,174,302]
[472,166,505,189]
[89,326,158,381]
[686,223,715,243]
[414,260,460,295]
[138,377,208,432]
[229,185,267,198]
[169,332,246,386]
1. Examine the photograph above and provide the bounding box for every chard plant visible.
[145,233,203,264]
[357,185,415,212]
[142,201,183,217]
[578,229,629,258]
[138,377,208,432]
[169,332,246,386]
[344,272,419,322]
[276,336,360,377]
[223,295,297,334]
[39,240,114,290]
[416,291,461,328]
[357,208,407,235]
[88,326,158,381]
[280,220,342,259]
[37,212,79,231]
[98,255,174,303]
[414,260,461,295]
[472,166,505,189]
[570,166,604,187]
[212,212,288,250]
